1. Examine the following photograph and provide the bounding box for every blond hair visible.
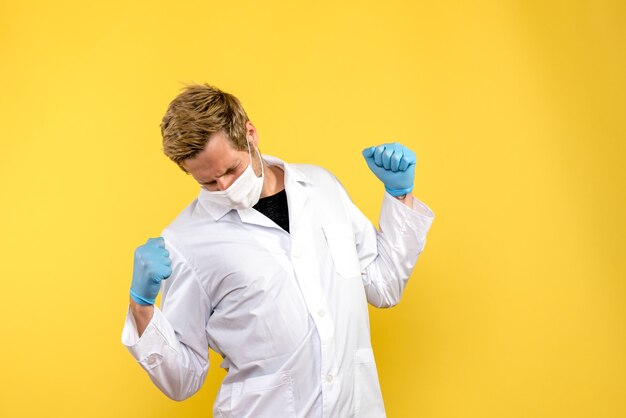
[160,83,250,172]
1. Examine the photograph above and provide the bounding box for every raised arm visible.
[332,142,435,307]
[121,235,211,401]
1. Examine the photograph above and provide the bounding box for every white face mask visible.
[200,140,265,210]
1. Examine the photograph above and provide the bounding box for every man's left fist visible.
[362,142,416,197]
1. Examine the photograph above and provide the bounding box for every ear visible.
[245,120,259,146]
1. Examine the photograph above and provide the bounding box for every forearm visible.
[122,299,210,401]
[362,192,434,307]
[129,296,154,337]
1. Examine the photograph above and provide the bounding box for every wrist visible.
[130,289,155,306]
[393,193,413,207]
[130,296,154,312]
[385,184,414,198]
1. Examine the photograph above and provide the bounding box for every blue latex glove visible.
[130,237,172,305]
[362,142,416,196]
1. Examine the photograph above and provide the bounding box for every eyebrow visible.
[200,161,240,184]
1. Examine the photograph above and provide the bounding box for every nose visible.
[215,176,232,191]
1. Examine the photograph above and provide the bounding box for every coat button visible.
[317,309,326,317]
[325,374,334,383]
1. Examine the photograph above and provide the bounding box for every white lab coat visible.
[121,154,435,417]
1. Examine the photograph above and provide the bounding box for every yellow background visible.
[1,1,624,417]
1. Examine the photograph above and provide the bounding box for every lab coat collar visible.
[197,154,313,222]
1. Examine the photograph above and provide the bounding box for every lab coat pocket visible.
[353,348,386,417]
[322,223,362,279]
[225,370,297,418]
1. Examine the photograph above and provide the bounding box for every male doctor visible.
[121,83,435,417]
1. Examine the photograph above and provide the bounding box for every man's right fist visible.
[130,237,172,306]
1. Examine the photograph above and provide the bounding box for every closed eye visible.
[200,162,240,186]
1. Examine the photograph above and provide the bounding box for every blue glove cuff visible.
[385,185,414,197]
[130,289,155,306]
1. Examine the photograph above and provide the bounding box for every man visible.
[121,83,435,417]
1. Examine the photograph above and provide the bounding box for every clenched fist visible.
[362,142,416,197]
[130,237,172,306]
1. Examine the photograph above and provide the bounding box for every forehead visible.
[182,131,243,180]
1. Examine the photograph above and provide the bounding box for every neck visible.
[260,162,285,198]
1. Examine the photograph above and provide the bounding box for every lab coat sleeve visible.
[334,177,435,308]
[121,233,211,401]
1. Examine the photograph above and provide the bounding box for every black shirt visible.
[252,188,290,233]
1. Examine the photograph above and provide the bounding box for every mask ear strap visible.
[255,143,264,178]
[247,139,264,178]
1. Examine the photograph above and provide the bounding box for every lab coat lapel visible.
[198,188,283,231]
[284,174,309,232]
[237,206,283,230]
